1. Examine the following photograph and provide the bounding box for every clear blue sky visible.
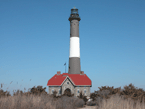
[0,0,145,95]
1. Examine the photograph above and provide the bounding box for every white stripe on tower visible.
[69,37,80,58]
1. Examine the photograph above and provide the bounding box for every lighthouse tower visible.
[47,7,92,97]
[68,6,81,74]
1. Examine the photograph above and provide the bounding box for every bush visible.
[30,86,47,95]
[55,96,84,109]
[87,100,97,106]
[0,89,10,98]
[78,91,88,105]
[74,97,85,107]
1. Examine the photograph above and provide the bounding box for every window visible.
[52,89,54,94]
[67,82,69,84]
[77,89,80,93]
[59,89,61,94]
[84,89,87,96]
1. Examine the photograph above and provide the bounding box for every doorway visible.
[64,88,71,96]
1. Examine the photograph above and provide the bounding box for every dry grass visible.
[97,94,145,109]
[0,94,84,109]
[0,94,55,109]
[0,94,145,109]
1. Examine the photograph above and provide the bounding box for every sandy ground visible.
[78,105,97,109]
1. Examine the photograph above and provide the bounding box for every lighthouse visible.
[47,7,92,97]
[68,6,81,74]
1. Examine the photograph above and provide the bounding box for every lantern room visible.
[69,6,81,21]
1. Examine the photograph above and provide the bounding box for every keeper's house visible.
[47,71,91,97]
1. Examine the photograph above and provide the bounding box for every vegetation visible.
[88,83,145,107]
[97,94,145,109]
[0,83,145,109]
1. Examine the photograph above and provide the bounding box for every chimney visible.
[57,71,61,75]
[80,71,84,75]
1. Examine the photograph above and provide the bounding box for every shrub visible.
[52,90,57,98]
[87,100,97,106]
[78,91,88,105]
[30,86,47,95]
[55,96,84,109]
[0,89,10,98]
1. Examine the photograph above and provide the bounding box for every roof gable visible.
[61,76,75,86]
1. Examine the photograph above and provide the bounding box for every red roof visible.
[47,73,91,86]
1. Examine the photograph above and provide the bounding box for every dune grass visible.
[0,94,85,109]
[97,94,145,109]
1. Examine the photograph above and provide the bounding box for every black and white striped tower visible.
[68,6,81,74]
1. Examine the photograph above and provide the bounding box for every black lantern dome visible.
[69,6,81,21]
